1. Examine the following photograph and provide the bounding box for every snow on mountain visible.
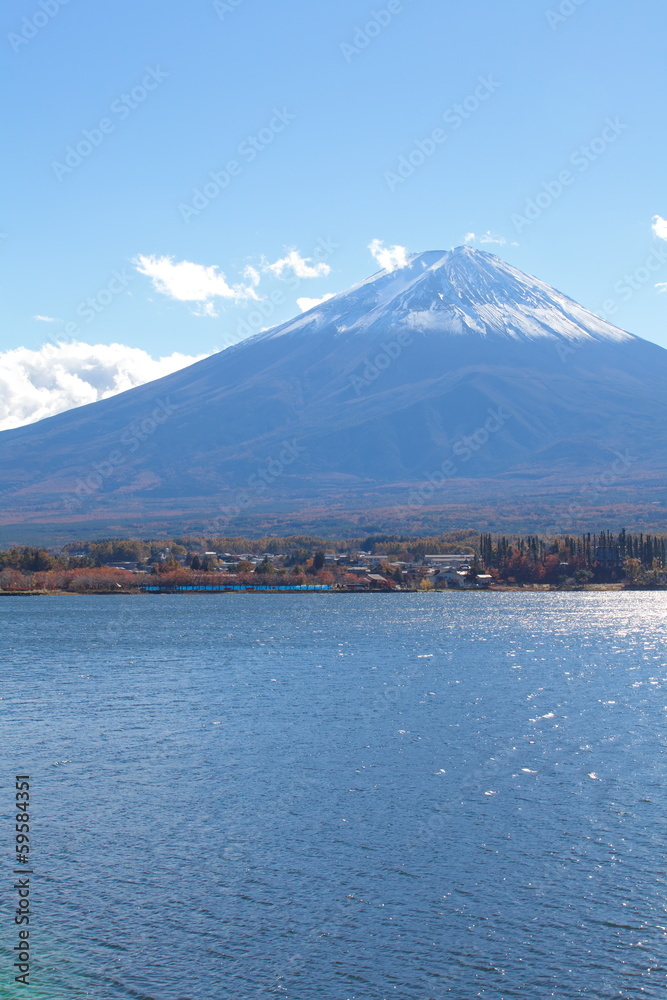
[264,247,634,344]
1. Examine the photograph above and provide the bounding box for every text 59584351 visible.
[13,776,32,986]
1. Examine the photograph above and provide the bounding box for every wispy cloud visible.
[656,283,667,294]
[133,254,259,317]
[652,215,667,240]
[368,239,409,272]
[296,293,336,312]
[243,264,261,287]
[265,249,331,280]
[0,340,207,431]
[465,230,518,247]
[34,314,58,323]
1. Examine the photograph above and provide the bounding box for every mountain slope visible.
[1,247,666,536]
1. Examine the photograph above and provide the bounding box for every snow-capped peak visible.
[259,246,634,346]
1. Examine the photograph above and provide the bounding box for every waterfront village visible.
[0,530,665,593]
[108,550,491,591]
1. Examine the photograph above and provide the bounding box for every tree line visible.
[479,530,666,584]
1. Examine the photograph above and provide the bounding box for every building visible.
[424,554,472,567]
[435,567,466,586]
[435,568,493,589]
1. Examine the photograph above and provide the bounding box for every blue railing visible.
[142,584,333,592]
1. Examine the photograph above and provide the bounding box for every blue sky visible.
[2,0,667,382]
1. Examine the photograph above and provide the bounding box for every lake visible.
[2,592,665,999]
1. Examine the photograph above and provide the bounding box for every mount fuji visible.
[1,246,666,539]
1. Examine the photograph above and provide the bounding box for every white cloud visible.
[34,314,58,323]
[652,215,667,240]
[656,283,667,293]
[265,249,331,279]
[243,264,261,287]
[368,239,409,272]
[465,231,517,247]
[0,341,208,431]
[133,254,258,317]
[296,293,336,312]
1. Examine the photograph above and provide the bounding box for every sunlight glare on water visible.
[1,592,665,999]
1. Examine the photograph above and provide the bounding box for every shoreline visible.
[1,583,664,597]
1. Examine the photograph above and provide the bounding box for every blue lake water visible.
[1,592,665,999]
